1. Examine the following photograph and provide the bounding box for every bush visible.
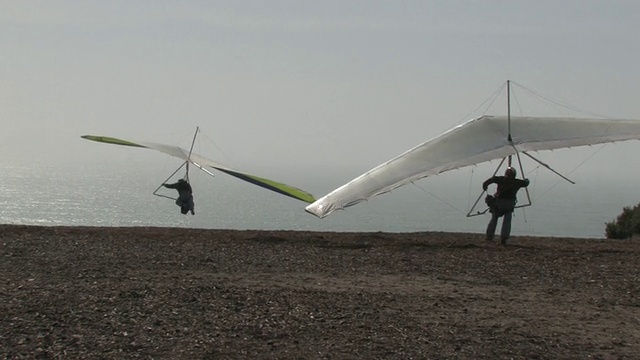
[605,203,640,239]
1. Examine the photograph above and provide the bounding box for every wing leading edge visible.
[305,115,640,218]
[81,135,316,203]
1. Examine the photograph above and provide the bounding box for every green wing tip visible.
[301,193,316,203]
[81,135,146,148]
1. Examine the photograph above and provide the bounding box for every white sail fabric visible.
[129,140,235,171]
[306,115,640,218]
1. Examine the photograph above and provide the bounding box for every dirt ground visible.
[1,224,639,359]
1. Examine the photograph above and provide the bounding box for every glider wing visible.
[305,116,640,218]
[81,135,316,203]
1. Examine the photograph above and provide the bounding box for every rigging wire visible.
[197,128,231,163]
[510,81,610,119]
[411,179,467,216]
[531,144,608,202]
[510,87,526,117]
[502,82,614,203]
[521,165,542,223]
[456,81,506,124]
[467,166,475,212]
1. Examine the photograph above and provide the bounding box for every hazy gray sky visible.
[2,1,640,192]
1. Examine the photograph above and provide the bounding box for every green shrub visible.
[605,203,640,239]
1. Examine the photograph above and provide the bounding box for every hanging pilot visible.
[163,179,195,215]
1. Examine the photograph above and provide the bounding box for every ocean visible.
[0,159,635,239]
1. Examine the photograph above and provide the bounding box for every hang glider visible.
[81,133,316,204]
[305,114,640,218]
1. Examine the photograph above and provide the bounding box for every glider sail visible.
[81,135,316,204]
[305,115,640,218]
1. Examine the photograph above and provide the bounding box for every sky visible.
[2,1,640,197]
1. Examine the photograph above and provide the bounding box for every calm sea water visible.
[0,160,635,239]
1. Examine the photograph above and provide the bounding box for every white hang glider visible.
[81,128,316,204]
[306,81,640,219]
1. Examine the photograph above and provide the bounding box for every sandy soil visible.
[2,224,639,359]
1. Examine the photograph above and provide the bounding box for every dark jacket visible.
[163,180,192,195]
[483,176,529,200]
[163,180,195,215]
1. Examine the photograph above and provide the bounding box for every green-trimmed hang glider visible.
[81,133,316,204]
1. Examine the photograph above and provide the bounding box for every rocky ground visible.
[2,224,639,359]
